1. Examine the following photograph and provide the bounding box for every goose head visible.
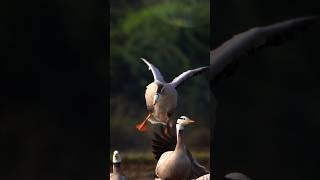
[112,150,121,164]
[176,116,195,132]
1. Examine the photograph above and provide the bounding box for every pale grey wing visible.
[141,58,165,83]
[169,66,209,89]
[210,16,319,84]
[225,172,251,180]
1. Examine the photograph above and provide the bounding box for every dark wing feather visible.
[170,66,209,89]
[186,149,209,179]
[210,16,319,84]
[152,126,176,161]
[151,125,209,179]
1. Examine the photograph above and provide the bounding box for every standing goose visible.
[110,150,126,180]
[152,116,209,180]
[136,58,208,132]
[152,119,251,180]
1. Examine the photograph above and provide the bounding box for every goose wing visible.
[210,16,319,84]
[141,58,165,83]
[186,149,209,179]
[151,126,176,161]
[151,126,209,179]
[170,66,209,89]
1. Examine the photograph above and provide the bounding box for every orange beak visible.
[136,113,151,132]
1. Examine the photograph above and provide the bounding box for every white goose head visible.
[112,150,121,163]
[176,116,195,132]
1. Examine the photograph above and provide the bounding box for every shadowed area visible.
[0,0,107,179]
[211,0,320,179]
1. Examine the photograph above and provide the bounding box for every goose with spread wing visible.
[152,116,209,180]
[110,150,126,180]
[136,58,208,132]
[210,16,319,88]
[209,16,319,133]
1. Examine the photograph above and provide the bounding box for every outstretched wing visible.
[210,16,319,84]
[141,58,165,83]
[170,66,209,89]
[151,126,209,179]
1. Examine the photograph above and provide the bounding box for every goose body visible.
[136,58,208,131]
[110,173,125,180]
[156,149,191,180]
[145,82,178,124]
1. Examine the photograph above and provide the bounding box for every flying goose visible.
[136,58,208,132]
[210,16,319,88]
[110,150,126,180]
[152,116,209,180]
[209,16,319,139]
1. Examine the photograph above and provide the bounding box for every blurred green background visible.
[110,0,210,163]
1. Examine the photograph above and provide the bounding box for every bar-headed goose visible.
[136,58,208,132]
[110,150,126,180]
[152,116,209,180]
